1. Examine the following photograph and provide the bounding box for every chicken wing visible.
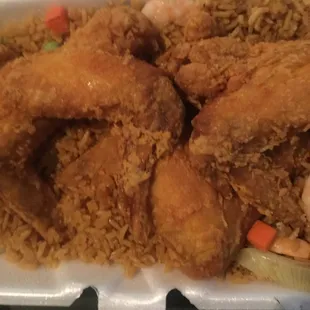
[190,39,310,228]
[0,6,164,164]
[151,148,259,278]
[2,50,183,136]
[191,40,310,165]
[0,50,183,241]
[0,6,183,242]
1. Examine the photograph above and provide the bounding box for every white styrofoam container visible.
[0,0,309,309]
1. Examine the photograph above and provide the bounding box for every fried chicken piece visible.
[0,6,164,165]
[189,40,310,228]
[56,124,167,243]
[230,165,302,229]
[57,132,259,276]
[229,134,310,229]
[0,6,183,242]
[190,40,310,165]
[67,6,162,61]
[156,37,249,108]
[151,148,259,278]
[2,50,183,137]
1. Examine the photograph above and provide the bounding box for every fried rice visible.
[1,0,308,279]
[162,0,310,47]
[0,123,179,277]
[2,0,310,56]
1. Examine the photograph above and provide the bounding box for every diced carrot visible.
[45,6,69,35]
[247,220,277,251]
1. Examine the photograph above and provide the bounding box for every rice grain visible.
[1,0,305,279]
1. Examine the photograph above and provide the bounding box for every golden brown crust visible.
[157,37,250,107]
[151,148,259,278]
[190,40,310,165]
[228,135,310,229]
[189,40,310,229]
[0,6,184,243]
[0,6,170,166]
[2,50,183,136]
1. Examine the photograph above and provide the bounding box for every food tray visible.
[0,0,309,309]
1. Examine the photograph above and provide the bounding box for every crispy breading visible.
[157,37,249,108]
[188,40,310,228]
[0,6,166,166]
[190,40,310,165]
[151,148,259,278]
[0,6,183,242]
[2,50,183,136]
[228,134,310,229]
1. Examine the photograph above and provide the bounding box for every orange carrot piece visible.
[45,6,69,35]
[247,220,277,251]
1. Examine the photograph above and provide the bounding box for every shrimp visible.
[141,0,195,29]
[301,175,310,222]
[270,237,310,260]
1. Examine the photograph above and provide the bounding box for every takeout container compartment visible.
[0,0,309,309]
